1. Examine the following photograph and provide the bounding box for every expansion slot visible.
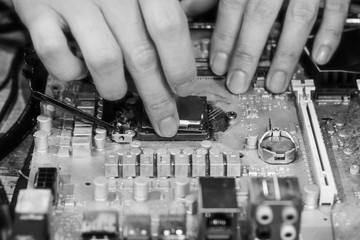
[292,80,337,205]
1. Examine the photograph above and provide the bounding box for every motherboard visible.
[7,26,360,240]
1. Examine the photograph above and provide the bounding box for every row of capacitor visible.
[104,143,243,179]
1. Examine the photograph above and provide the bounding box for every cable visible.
[0,8,23,34]
[10,141,34,210]
[0,50,22,126]
[0,23,23,34]
[0,50,23,91]
[0,178,8,205]
[0,53,47,161]
[0,72,11,92]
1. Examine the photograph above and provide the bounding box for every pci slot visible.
[292,80,337,205]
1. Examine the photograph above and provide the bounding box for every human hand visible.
[208,0,350,94]
[12,0,197,137]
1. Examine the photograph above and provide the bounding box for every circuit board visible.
[9,28,360,240]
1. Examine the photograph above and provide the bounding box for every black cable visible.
[0,23,23,34]
[0,177,12,239]
[0,50,22,91]
[0,1,23,32]
[0,50,22,125]
[0,178,8,205]
[0,95,39,161]
[10,141,34,210]
[0,73,10,92]
[0,50,47,161]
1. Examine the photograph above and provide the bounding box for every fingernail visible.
[175,80,195,97]
[267,71,287,93]
[226,70,248,94]
[315,45,331,65]
[211,52,229,75]
[158,115,178,138]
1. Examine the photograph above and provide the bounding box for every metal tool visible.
[28,78,116,131]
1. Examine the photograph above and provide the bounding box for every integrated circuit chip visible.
[138,96,210,141]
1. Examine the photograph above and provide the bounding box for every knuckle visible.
[168,64,196,85]
[150,10,186,38]
[324,27,342,40]
[148,96,174,113]
[326,0,349,13]
[248,0,277,21]
[87,48,122,71]
[233,48,256,67]
[290,1,318,25]
[213,28,237,44]
[34,37,62,60]
[276,48,299,63]
[129,42,157,73]
[219,0,246,10]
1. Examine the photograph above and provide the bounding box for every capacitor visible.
[193,148,208,177]
[129,147,141,155]
[200,140,212,149]
[302,184,320,209]
[34,130,48,152]
[338,129,349,138]
[183,147,194,157]
[195,148,207,158]
[130,148,141,162]
[130,140,142,149]
[209,148,221,156]
[93,176,108,201]
[157,148,171,177]
[142,149,155,169]
[94,134,106,151]
[41,103,55,118]
[169,148,180,161]
[133,177,150,202]
[182,147,194,170]
[185,194,198,215]
[175,178,190,198]
[142,148,154,157]
[168,148,180,176]
[200,38,210,51]
[246,131,258,149]
[117,149,128,163]
[157,148,168,158]
[343,147,354,155]
[169,148,181,157]
[126,130,136,139]
[37,114,52,135]
[95,127,107,138]
[350,165,359,175]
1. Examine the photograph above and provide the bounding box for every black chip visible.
[199,178,238,210]
[137,96,210,141]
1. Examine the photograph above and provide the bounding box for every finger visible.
[180,0,219,17]
[100,0,179,137]
[267,0,320,93]
[227,0,283,94]
[139,0,196,97]
[312,0,350,65]
[210,0,247,76]
[22,8,87,81]
[61,3,126,101]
